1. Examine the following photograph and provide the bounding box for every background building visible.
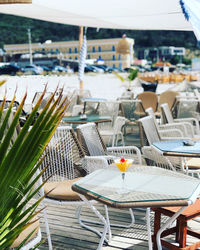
[4,37,134,69]
[137,46,185,62]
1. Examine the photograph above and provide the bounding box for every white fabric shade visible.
[0,0,192,31]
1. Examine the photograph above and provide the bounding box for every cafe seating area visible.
[138,72,199,83]
[5,83,200,250]
[28,84,200,250]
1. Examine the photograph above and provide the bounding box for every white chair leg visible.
[112,134,115,147]
[42,202,53,250]
[120,132,125,146]
[76,205,135,229]
[77,195,109,250]
[146,207,152,250]
[76,205,109,243]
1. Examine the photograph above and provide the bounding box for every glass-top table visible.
[62,115,111,124]
[72,166,200,250]
[153,140,200,157]
[72,166,200,208]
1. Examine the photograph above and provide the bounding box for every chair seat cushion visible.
[11,216,40,248]
[44,177,82,201]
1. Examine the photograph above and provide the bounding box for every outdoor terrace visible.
[37,127,200,250]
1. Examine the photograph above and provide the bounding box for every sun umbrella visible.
[180,0,200,42]
[78,34,87,83]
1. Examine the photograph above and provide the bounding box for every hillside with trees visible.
[0,13,198,50]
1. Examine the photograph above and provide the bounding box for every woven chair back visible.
[98,101,119,124]
[120,100,141,120]
[177,99,199,119]
[72,105,83,116]
[145,107,159,131]
[76,123,107,156]
[41,126,85,182]
[160,103,174,124]
[157,90,179,113]
[137,91,158,112]
[138,116,161,147]
[113,116,126,134]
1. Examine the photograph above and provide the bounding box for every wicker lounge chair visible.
[161,103,200,138]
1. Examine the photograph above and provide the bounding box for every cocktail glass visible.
[114,158,133,194]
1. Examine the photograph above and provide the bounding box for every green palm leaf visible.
[0,87,70,248]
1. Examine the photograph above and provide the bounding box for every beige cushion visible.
[11,216,40,248]
[44,177,82,200]
[186,158,200,169]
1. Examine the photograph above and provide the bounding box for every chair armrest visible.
[159,128,184,138]
[174,118,199,135]
[82,156,109,174]
[141,146,176,171]
[107,146,142,164]
[160,122,195,137]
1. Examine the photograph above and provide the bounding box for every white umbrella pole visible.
[79,26,84,93]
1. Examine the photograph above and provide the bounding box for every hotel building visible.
[4,37,134,69]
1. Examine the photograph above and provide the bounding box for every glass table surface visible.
[153,140,200,157]
[82,97,107,102]
[62,115,111,123]
[72,166,200,208]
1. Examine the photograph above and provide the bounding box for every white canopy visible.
[0,0,193,31]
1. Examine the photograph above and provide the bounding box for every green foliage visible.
[170,55,180,65]
[114,68,138,91]
[0,88,68,248]
[182,57,192,65]
[127,68,138,81]
[0,14,197,49]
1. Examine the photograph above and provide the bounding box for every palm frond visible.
[0,87,69,248]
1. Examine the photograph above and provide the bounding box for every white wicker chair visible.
[97,101,120,131]
[77,122,142,165]
[72,104,84,116]
[176,99,200,121]
[39,126,109,249]
[138,116,200,177]
[99,116,126,146]
[161,103,200,138]
[145,107,186,139]
[76,122,142,229]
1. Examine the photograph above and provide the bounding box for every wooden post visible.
[79,26,84,93]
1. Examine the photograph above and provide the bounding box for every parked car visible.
[0,64,23,75]
[23,64,43,75]
[84,65,97,72]
[90,65,104,73]
[94,65,114,73]
[52,65,68,73]
[38,65,52,72]
[52,65,74,73]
